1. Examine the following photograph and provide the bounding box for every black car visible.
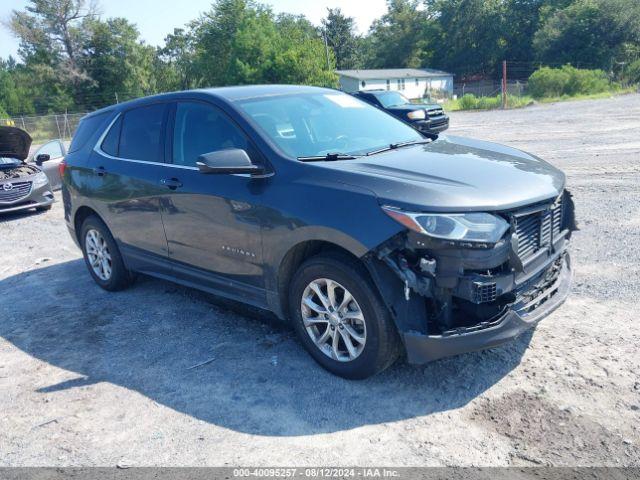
[62,85,574,379]
[352,90,449,134]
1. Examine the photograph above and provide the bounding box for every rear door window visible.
[118,103,167,162]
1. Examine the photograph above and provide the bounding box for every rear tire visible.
[289,252,401,379]
[80,215,133,291]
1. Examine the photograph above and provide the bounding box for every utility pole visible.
[322,29,331,70]
[115,92,119,104]
[502,60,508,109]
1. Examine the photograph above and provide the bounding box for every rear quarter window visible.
[68,112,110,154]
[101,116,122,156]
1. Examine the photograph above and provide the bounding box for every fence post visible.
[502,60,508,109]
[54,114,62,139]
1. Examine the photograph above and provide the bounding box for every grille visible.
[515,196,564,260]
[0,181,32,203]
[472,281,497,304]
[427,108,444,117]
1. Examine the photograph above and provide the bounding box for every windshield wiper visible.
[297,153,362,162]
[365,139,433,156]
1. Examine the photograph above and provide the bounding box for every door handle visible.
[160,178,183,189]
[93,166,106,176]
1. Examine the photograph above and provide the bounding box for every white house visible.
[336,68,454,99]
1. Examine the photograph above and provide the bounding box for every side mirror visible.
[35,154,50,165]
[196,149,264,175]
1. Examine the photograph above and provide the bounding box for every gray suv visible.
[61,85,574,379]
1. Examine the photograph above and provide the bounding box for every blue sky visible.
[0,0,388,60]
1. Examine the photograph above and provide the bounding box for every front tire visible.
[289,253,401,379]
[80,215,133,291]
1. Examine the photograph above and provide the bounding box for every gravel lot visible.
[1,94,639,467]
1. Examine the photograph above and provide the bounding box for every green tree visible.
[365,0,431,68]
[154,28,198,92]
[9,0,97,104]
[271,14,337,86]
[321,8,362,70]
[0,58,34,115]
[78,18,156,109]
[533,0,640,69]
[426,0,509,78]
[188,0,336,88]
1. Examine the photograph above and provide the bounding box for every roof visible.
[84,85,337,118]
[336,68,452,80]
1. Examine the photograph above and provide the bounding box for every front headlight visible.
[382,206,510,244]
[32,171,49,189]
[407,110,426,120]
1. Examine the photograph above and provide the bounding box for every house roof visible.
[336,68,452,80]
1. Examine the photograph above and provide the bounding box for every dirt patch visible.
[472,390,639,465]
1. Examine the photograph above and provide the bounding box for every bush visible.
[458,94,479,109]
[628,59,640,85]
[528,65,611,99]
[0,104,8,119]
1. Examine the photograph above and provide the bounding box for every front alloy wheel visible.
[301,278,367,362]
[289,253,401,379]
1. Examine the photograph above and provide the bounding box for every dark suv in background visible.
[352,90,449,133]
[61,85,574,379]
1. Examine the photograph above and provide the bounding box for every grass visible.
[441,87,636,112]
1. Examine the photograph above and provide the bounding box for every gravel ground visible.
[1,94,639,467]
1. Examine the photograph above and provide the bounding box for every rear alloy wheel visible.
[80,215,133,291]
[289,253,401,379]
[85,228,112,281]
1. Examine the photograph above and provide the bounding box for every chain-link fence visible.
[1,112,86,143]
[453,80,528,98]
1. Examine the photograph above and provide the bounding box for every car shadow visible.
[0,207,48,223]
[0,259,532,436]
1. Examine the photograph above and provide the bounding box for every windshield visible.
[374,91,411,108]
[0,157,21,167]
[236,92,423,159]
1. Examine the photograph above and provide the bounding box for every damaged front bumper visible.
[365,191,576,364]
[403,252,571,363]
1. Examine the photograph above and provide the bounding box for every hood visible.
[316,135,565,212]
[0,126,32,161]
[387,103,442,113]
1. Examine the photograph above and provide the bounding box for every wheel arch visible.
[273,239,375,321]
[73,205,105,245]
